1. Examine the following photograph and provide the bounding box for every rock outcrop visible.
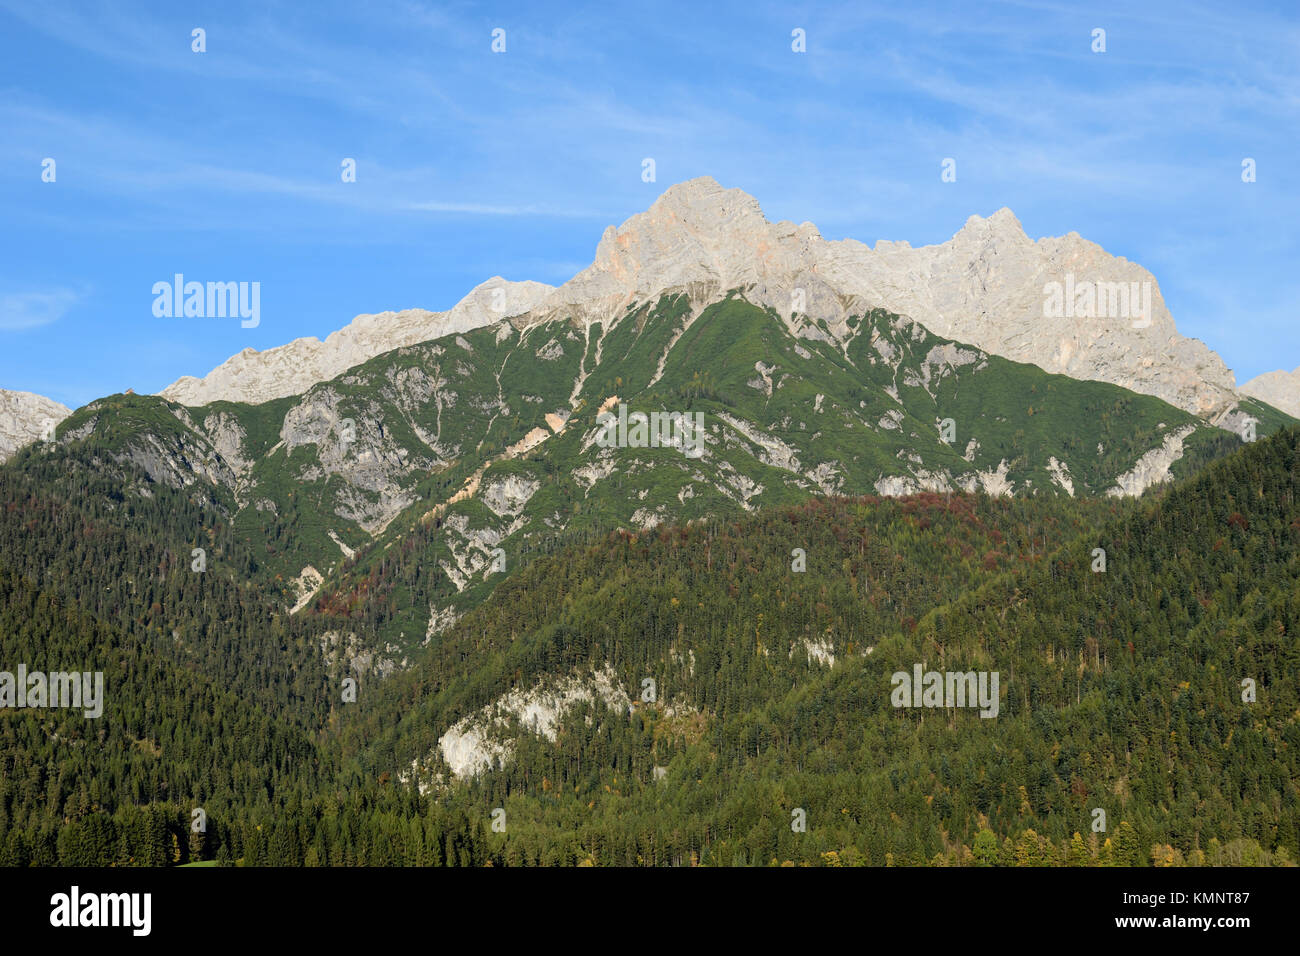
[1240,367,1300,418]
[159,277,555,406]
[525,177,1240,419]
[158,178,1255,423]
[0,388,71,462]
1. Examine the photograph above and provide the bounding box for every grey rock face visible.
[152,177,1262,423]
[159,277,555,406]
[0,388,71,462]
[1240,367,1300,417]
[529,177,1240,419]
[279,386,430,534]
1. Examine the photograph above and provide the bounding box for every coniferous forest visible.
[1,410,1297,867]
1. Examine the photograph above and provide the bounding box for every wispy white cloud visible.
[0,290,82,331]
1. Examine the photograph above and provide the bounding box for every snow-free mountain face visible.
[0,176,1266,465]
[1,178,1285,466]
[8,178,1294,666]
[0,388,71,462]
[1240,367,1300,418]
[34,283,1286,668]
[159,177,1248,422]
[158,277,556,407]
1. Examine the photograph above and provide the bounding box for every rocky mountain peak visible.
[646,175,766,225]
[577,177,783,303]
[144,178,1271,423]
[953,207,1032,246]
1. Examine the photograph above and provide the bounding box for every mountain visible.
[532,178,1241,419]
[24,288,1289,668]
[1241,366,1300,418]
[333,421,1300,865]
[2,180,1281,470]
[0,388,70,462]
[159,178,1252,426]
[9,421,1298,865]
[4,175,1299,866]
[158,277,555,406]
[10,179,1294,670]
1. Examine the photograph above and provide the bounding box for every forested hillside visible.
[23,295,1286,667]
[333,424,1300,866]
[2,398,1297,865]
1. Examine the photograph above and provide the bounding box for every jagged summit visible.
[954,207,1031,243]
[542,177,822,320]
[154,177,1253,420]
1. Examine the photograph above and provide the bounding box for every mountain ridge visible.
[3,179,1291,463]
[25,287,1288,665]
[157,276,556,407]
[154,177,1263,423]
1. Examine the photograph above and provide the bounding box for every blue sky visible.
[1,0,1297,409]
